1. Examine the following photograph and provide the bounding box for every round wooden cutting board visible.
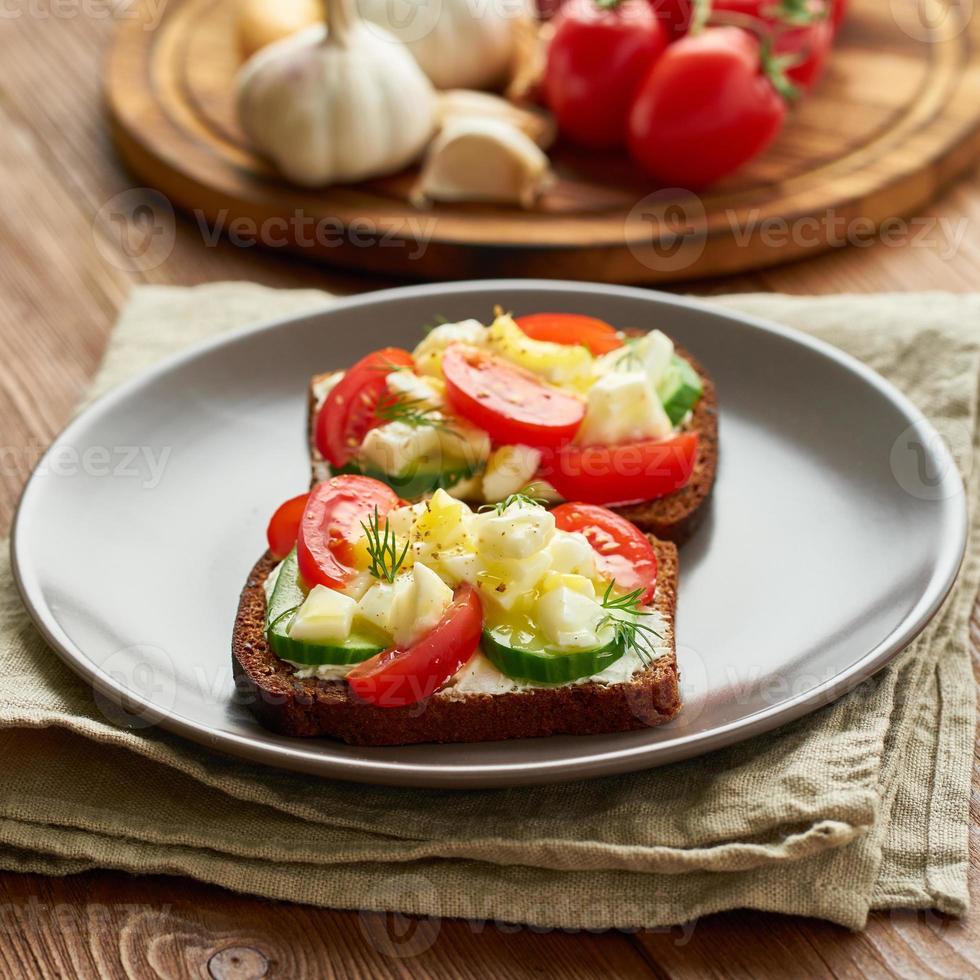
[107,0,980,283]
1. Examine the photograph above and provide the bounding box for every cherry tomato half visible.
[545,0,668,149]
[297,475,400,589]
[315,347,415,469]
[347,585,484,707]
[442,344,586,450]
[266,492,310,559]
[515,313,624,356]
[627,27,786,188]
[553,502,658,602]
[541,432,699,506]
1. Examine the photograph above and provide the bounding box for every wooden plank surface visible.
[0,8,977,979]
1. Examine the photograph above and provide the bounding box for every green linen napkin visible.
[0,284,976,931]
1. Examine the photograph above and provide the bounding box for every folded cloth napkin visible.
[0,284,976,931]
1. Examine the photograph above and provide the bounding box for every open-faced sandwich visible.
[308,311,717,543]
[234,476,680,744]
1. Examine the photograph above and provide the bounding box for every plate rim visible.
[10,280,969,788]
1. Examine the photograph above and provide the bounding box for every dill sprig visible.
[479,490,548,515]
[361,507,411,583]
[599,582,662,666]
[374,395,455,434]
[614,336,645,372]
[422,314,449,334]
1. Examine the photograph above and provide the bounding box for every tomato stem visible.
[689,0,712,34]
[759,36,803,101]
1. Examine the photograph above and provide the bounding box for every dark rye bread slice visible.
[232,539,681,746]
[306,343,717,545]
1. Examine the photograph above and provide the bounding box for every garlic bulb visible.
[235,0,437,187]
[356,0,526,91]
[438,90,556,149]
[412,117,553,208]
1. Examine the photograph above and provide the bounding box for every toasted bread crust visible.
[232,541,681,746]
[306,343,717,545]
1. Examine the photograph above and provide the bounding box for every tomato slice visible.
[297,475,400,589]
[347,585,483,707]
[542,433,699,507]
[266,492,310,559]
[515,313,624,356]
[552,503,658,603]
[315,347,415,469]
[442,344,585,449]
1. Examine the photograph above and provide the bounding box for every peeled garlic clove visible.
[438,90,556,150]
[412,117,553,210]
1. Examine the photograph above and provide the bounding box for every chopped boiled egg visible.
[413,319,488,376]
[385,369,446,408]
[404,562,454,644]
[360,421,444,475]
[355,580,397,635]
[481,444,542,503]
[413,488,473,555]
[439,419,491,469]
[536,586,607,649]
[540,572,596,599]
[594,330,674,388]
[290,585,356,645]
[576,370,673,446]
[486,313,593,389]
[477,550,553,611]
[544,531,597,578]
[354,563,453,647]
[473,503,556,560]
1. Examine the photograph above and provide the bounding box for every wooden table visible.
[1,10,977,979]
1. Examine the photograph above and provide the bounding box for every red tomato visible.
[296,476,399,589]
[347,585,483,707]
[552,503,658,602]
[315,347,415,469]
[831,0,847,29]
[441,344,585,450]
[627,27,787,188]
[545,0,668,149]
[647,0,694,40]
[713,0,833,90]
[541,432,699,506]
[266,492,310,559]
[515,313,624,356]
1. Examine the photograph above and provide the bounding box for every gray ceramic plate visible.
[12,281,967,788]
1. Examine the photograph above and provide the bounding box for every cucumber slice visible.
[481,625,626,684]
[334,457,483,499]
[265,550,386,666]
[658,355,703,426]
